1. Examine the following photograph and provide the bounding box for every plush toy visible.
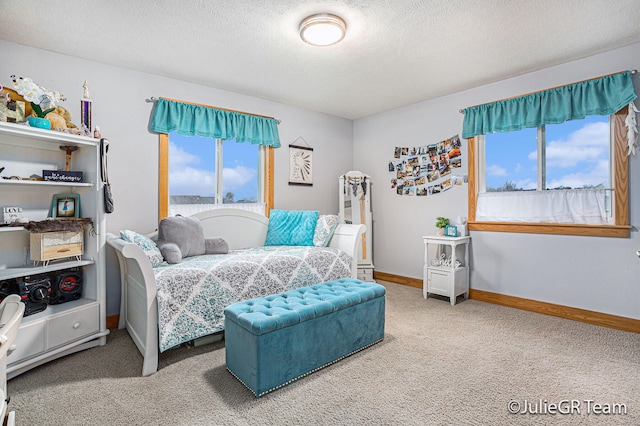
[156,215,229,264]
[44,106,76,130]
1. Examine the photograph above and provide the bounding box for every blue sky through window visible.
[168,132,259,202]
[485,115,609,190]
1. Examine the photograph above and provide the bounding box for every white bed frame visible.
[106,208,365,376]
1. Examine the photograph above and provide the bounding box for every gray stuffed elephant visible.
[157,215,229,264]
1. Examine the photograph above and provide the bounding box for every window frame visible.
[467,108,630,238]
[158,133,274,221]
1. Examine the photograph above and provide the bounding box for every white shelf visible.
[18,297,97,323]
[0,259,94,280]
[0,226,26,233]
[0,179,94,187]
[427,264,468,272]
[422,235,471,243]
[0,121,98,148]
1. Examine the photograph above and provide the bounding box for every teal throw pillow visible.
[264,210,319,246]
[313,214,340,247]
[120,230,164,267]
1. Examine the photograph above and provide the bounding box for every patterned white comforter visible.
[153,245,352,351]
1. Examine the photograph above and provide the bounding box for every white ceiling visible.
[2,0,640,120]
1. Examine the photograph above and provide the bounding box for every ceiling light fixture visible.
[299,13,346,46]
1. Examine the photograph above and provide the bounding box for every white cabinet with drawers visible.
[0,121,109,378]
[422,235,471,306]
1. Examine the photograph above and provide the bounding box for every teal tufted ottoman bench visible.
[224,278,385,397]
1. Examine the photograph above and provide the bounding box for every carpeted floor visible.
[7,281,640,425]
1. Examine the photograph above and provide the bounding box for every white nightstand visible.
[422,235,471,305]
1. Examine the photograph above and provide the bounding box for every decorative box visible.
[1,207,23,224]
[445,225,458,237]
[30,231,83,265]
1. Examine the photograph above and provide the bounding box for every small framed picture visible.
[445,225,458,237]
[51,194,81,219]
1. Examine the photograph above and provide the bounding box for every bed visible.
[106,208,365,376]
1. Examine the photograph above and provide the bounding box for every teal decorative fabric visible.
[264,210,319,246]
[120,230,164,267]
[462,71,638,138]
[313,214,339,247]
[150,98,281,147]
[226,278,385,335]
[224,278,386,397]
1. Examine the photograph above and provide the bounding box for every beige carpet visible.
[7,282,640,425]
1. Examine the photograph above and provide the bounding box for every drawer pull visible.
[73,322,81,329]
[57,248,71,253]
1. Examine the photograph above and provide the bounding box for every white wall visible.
[4,39,639,321]
[0,40,353,315]
[354,43,640,320]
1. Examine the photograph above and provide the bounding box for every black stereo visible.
[1,275,51,316]
[0,280,17,302]
[16,274,51,316]
[49,268,83,304]
[0,267,84,316]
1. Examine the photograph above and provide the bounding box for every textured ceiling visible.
[2,0,640,120]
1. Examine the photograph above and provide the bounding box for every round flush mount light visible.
[299,13,346,46]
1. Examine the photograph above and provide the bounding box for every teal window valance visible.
[462,71,637,139]
[150,98,281,147]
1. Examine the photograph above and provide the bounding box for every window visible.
[483,116,610,192]
[150,97,280,221]
[476,115,613,224]
[159,133,274,220]
[166,132,262,217]
[468,109,630,237]
[463,71,635,238]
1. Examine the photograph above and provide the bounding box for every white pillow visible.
[313,215,339,247]
[120,230,164,267]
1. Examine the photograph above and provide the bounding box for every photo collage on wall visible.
[388,134,467,196]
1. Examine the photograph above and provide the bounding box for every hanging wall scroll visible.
[289,137,313,186]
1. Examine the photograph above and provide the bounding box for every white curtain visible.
[476,189,610,224]
[169,202,266,218]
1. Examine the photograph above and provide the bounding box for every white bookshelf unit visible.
[0,121,109,378]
